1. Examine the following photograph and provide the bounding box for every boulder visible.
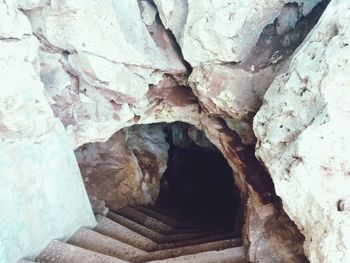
[75,124,169,210]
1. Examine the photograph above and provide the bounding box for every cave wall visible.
[0,2,96,262]
[75,124,169,211]
[254,0,350,261]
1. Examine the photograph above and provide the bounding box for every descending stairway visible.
[19,204,246,263]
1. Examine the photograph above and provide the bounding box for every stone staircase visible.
[19,204,245,263]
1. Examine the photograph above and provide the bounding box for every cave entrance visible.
[75,121,242,232]
[157,122,239,229]
[74,122,245,260]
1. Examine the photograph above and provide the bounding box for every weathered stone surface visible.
[23,0,200,148]
[254,0,350,262]
[16,0,46,10]
[189,64,284,144]
[0,3,95,262]
[126,124,169,203]
[198,114,306,262]
[188,0,329,146]
[180,0,322,66]
[75,124,169,210]
[154,0,188,42]
[0,1,32,38]
[247,199,306,263]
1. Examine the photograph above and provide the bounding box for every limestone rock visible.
[140,0,158,26]
[0,1,32,38]
[180,0,322,66]
[0,3,95,262]
[247,200,306,263]
[254,0,350,262]
[187,0,328,145]
[75,124,169,210]
[126,124,169,204]
[16,0,46,10]
[153,0,188,41]
[23,0,201,148]
[189,64,284,144]
[198,114,305,262]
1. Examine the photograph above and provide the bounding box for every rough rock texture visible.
[23,0,199,148]
[254,0,350,262]
[189,64,285,145]
[163,0,322,66]
[197,115,306,261]
[246,199,307,263]
[75,124,169,210]
[0,2,95,262]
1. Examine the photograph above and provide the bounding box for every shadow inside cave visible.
[156,123,240,229]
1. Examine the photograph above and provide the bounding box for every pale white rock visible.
[37,47,199,148]
[140,0,157,26]
[180,0,322,66]
[276,4,299,35]
[190,65,281,120]
[67,52,149,100]
[16,0,46,10]
[0,6,95,262]
[153,0,188,41]
[25,0,199,148]
[0,1,32,38]
[27,0,185,71]
[254,0,350,262]
[189,64,284,144]
[38,50,71,98]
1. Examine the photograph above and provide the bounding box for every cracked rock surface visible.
[254,0,350,262]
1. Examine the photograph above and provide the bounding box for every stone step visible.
[36,240,128,263]
[68,227,147,261]
[157,235,241,250]
[144,204,193,223]
[94,215,158,252]
[145,247,246,263]
[115,207,210,235]
[115,207,175,234]
[133,205,206,230]
[107,211,223,244]
[136,239,235,263]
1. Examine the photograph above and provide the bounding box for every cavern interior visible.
[3,0,350,263]
[158,123,239,228]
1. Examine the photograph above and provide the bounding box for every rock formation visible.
[75,124,169,211]
[254,0,350,261]
[0,0,344,262]
[0,1,95,262]
[24,0,199,148]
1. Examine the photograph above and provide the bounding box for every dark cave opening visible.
[156,123,240,229]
